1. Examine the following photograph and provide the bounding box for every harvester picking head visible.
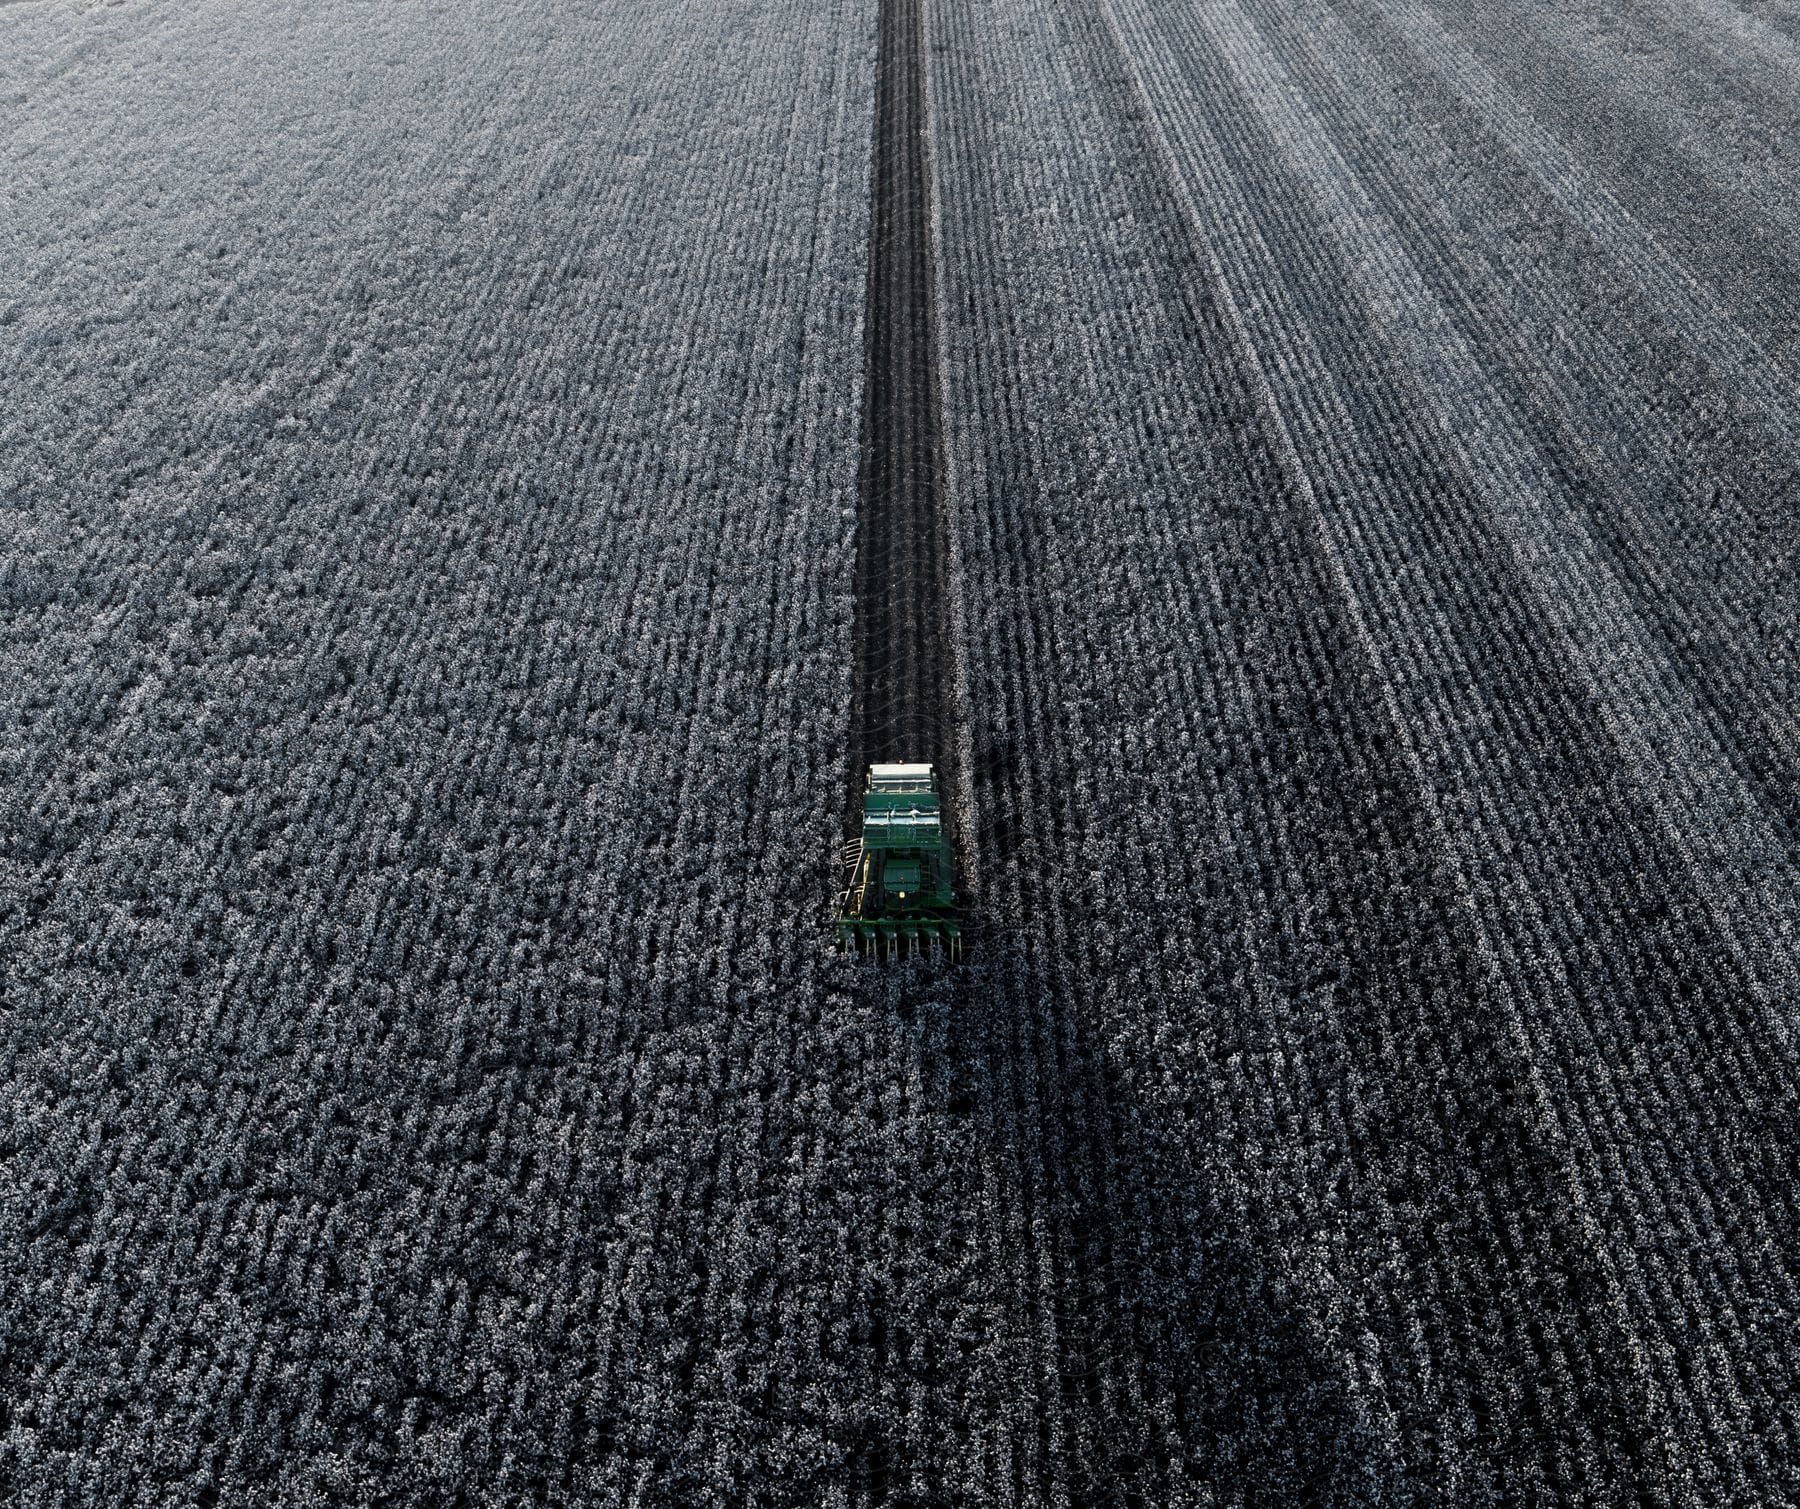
[837,762,962,962]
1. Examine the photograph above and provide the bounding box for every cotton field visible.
[3,0,1798,1505]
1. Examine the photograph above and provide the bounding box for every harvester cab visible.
[837,762,962,961]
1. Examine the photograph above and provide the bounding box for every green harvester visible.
[837,763,962,961]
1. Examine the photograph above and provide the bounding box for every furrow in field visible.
[1410,0,1800,373]
[1215,11,1800,1434]
[922,0,1781,1497]
[1098,0,1800,1493]
[1298,0,1800,840]
[1127,0,1800,1010]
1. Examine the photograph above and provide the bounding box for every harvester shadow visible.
[913,920,1385,1508]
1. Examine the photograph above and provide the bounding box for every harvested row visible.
[848,0,959,802]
